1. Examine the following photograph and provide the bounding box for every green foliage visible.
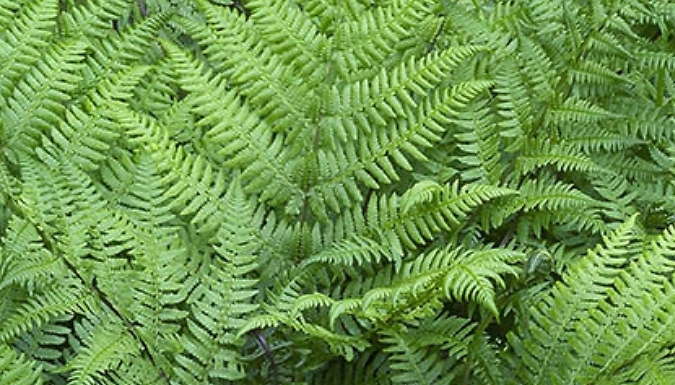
[0,0,675,383]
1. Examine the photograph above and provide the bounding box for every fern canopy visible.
[1,0,675,383]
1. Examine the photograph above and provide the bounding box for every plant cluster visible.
[1,0,675,384]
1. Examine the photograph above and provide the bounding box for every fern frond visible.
[162,40,304,207]
[367,181,516,250]
[515,138,604,175]
[107,106,231,234]
[512,215,647,383]
[1,40,86,161]
[452,99,503,183]
[248,0,329,79]
[305,348,391,384]
[336,46,489,135]
[333,0,435,78]
[547,97,619,126]
[513,178,598,213]
[56,0,130,39]
[382,327,453,385]
[610,348,675,385]
[65,321,139,385]
[187,0,314,135]
[0,0,58,99]
[174,179,260,382]
[0,282,93,343]
[329,244,522,323]
[0,218,61,294]
[563,126,646,153]
[314,80,494,214]
[47,65,151,171]
[13,315,72,373]
[380,316,477,385]
[302,235,394,268]
[0,343,43,385]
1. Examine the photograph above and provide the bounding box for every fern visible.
[0,343,43,385]
[0,0,674,383]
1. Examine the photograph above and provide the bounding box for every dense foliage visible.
[1,0,675,383]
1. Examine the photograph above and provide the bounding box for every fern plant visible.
[0,0,674,383]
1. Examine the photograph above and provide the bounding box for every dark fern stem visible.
[136,0,148,18]
[232,0,251,18]
[251,328,280,385]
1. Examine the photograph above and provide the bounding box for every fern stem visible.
[251,328,280,385]
[136,0,148,18]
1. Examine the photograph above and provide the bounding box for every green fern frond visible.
[335,46,489,137]
[513,178,598,213]
[547,97,620,126]
[65,320,139,385]
[512,215,649,383]
[100,357,168,385]
[367,181,516,250]
[187,0,315,135]
[55,0,130,39]
[2,40,86,161]
[104,154,195,369]
[302,235,394,268]
[563,126,646,152]
[0,282,93,343]
[610,348,675,385]
[328,244,522,322]
[305,348,391,384]
[0,218,61,294]
[595,153,664,182]
[162,40,304,207]
[380,317,476,385]
[0,343,43,385]
[0,0,58,99]
[14,315,72,373]
[174,179,260,382]
[107,107,234,234]
[332,0,436,79]
[314,80,494,214]
[492,57,539,141]
[401,245,521,317]
[247,0,329,79]
[515,138,604,175]
[452,99,503,183]
[46,65,151,171]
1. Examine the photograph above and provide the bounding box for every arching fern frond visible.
[0,280,93,343]
[0,217,61,294]
[367,181,516,251]
[381,324,457,385]
[326,244,522,324]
